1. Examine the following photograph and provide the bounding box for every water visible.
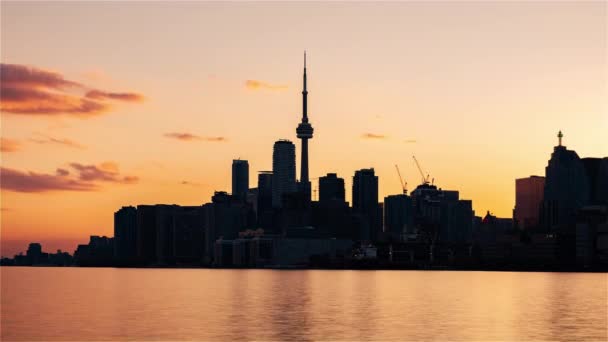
[1,267,606,341]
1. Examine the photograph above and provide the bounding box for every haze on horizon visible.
[1,1,606,257]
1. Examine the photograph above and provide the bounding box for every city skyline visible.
[1,1,607,257]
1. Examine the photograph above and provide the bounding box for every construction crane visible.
[412,155,430,185]
[394,165,407,195]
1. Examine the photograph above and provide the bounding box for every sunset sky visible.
[1,2,606,257]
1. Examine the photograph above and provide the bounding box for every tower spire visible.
[302,51,308,122]
[558,130,563,146]
[296,52,314,202]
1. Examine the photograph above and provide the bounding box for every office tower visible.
[296,52,314,201]
[384,194,414,239]
[114,206,137,261]
[136,205,158,264]
[232,159,249,200]
[352,168,380,241]
[257,171,274,229]
[410,183,474,244]
[543,131,590,229]
[155,204,180,265]
[319,173,345,203]
[581,157,608,205]
[272,140,296,208]
[203,191,250,261]
[172,206,204,263]
[513,176,545,229]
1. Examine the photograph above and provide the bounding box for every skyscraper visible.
[232,159,249,200]
[352,168,380,241]
[296,52,314,201]
[272,140,296,208]
[257,171,274,229]
[114,206,137,262]
[319,173,345,203]
[514,176,545,229]
[384,194,414,239]
[543,131,590,230]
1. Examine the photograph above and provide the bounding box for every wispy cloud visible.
[164,132,227,142]
[1,162,138,193]
[30,133,86,149]
[181,180,203,186]
[361,133,387,140]
[0,63,144,117]
[85,90,144,102]
[245,80,288,91]
[404,139,417,143]
[1,137,21,152]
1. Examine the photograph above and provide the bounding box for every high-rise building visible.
[384,194,414,239]
[136,205,158,264]
[352,168,380,241]
[319,173,345,203]
[232,159,249,200]
[257,171,274,229]
[410,183,474,244]
[296,52,314,201]
[514,176,545,229]
[114,206,137,261]
[272,140,296,208]
[543,131,590,230]
[203,191,250,261]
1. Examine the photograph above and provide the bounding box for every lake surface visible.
[1,267,606,341]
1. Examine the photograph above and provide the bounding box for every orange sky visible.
[1,2,607,257]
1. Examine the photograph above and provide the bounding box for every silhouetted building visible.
[257,171,274,230]
[114,206,137,263]
[352,168,381,242]
[26,243,43,264]
[576,206,608,268]
[232,159,249,200]
[203,191,251,262]
[272,140,296,208]
[581,157,608,205]
[136,205,158,264]
[296,52,314,202]
[74,236,114,266]
[172,206,205,264]
[410,183,473,244]
[319,173,345,203]
[155,204,180,265]
[514,176,545,229]
[542,132,590,230]
[384,194,414,240]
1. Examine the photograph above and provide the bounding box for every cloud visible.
[164,132,227,142]
[361,133,387,140]
[1,162,138,193]
[85,90,144,102]
[56,168,70,176]
[181,180,203,186]
[69,162,138,184]
[0,63,144,117]
[30,134,86,149]
[1,167,98,192]
[245,80,288,91]
[404,139,417,143]
[1,137,21,152]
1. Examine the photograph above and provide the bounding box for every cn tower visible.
[296,52,314,201]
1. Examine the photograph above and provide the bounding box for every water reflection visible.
[1,268,606,341]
